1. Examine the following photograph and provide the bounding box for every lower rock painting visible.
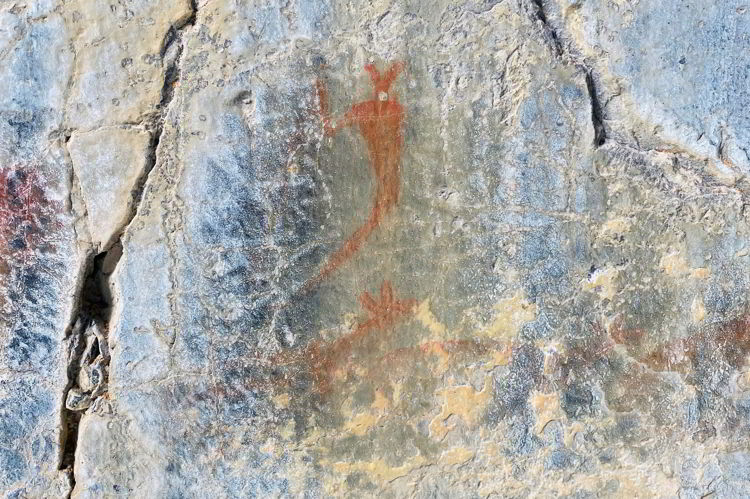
[271,280,418,395]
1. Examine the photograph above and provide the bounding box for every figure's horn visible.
[364,63,381,82]
[382,61,406,90]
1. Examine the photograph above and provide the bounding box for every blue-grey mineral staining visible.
[3,0,750,496]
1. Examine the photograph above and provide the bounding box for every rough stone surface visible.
[0,3,79,496]
[69,127,152,251]
[2,0,750,497]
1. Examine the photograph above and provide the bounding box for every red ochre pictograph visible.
[307,61,406,289]
[270,280,417,394]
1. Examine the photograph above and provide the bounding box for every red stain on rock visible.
[307,62,407,288]
[0,165,61,268]
[563,314,750,376]
[273,280,416,394]
[558,322,616,383]
[610,319,646,346]
[642,314,750,373]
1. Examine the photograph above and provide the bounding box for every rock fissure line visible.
[527,0,745,171]
[57,2,197,494]
[528,0,607,147]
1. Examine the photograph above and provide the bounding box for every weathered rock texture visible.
[1,0,750,497]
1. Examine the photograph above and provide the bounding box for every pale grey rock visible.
[68,127,152,250]
[63,0,194,130]
[544,0,750,178]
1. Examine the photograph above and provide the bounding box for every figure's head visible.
[364,61,406,100]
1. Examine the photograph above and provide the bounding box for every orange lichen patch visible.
[344,411,381,436]
[414,299,447,336]
[376,337,503,379]
[272,392,291,409]
[530,390,564,434]
[475,291,537,340]
[371,388,391,411]
[438,447,475,466]
[306,62,407,289]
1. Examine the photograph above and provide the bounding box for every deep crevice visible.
[531,0,562,57]
[59,245,119,484]
[160,0,197,58]
[585,72,607,147]
[529,0,607,148]
[58,0,197,493]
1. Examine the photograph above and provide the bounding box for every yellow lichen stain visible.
[371,388,390,412]
[691,267,710,279]
[477,291,537,340]
[439,447,475,466]
[392,380,403,404]
[483,344,512,370]
[599,216,632,238]
[429,376,492,440]
[272,392,291,409]
[691,296,706,322]
[279,419,295,440]
[530,390,564,434]
[583,266,619,301]
[415,299,448,336]
[660,250,691,275]
[660,250,710,280]
[737,363,750,391]
[331,455,426,483]
[344,411,380,436]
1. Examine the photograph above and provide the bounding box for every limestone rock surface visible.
[1,0,750,498]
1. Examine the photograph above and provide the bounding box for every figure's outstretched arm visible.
[315,79,335,136]
[315,78,356,137]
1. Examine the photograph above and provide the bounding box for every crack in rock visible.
[57,1,198,494]
[528,0,607,148]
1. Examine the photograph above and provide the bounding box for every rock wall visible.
[1,0,749,497]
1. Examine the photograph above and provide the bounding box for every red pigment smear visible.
[0,166,61,269]
[561,314,750,377]
[306,62,406,289]
[642,314,750,373]
[273,280,416,395]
